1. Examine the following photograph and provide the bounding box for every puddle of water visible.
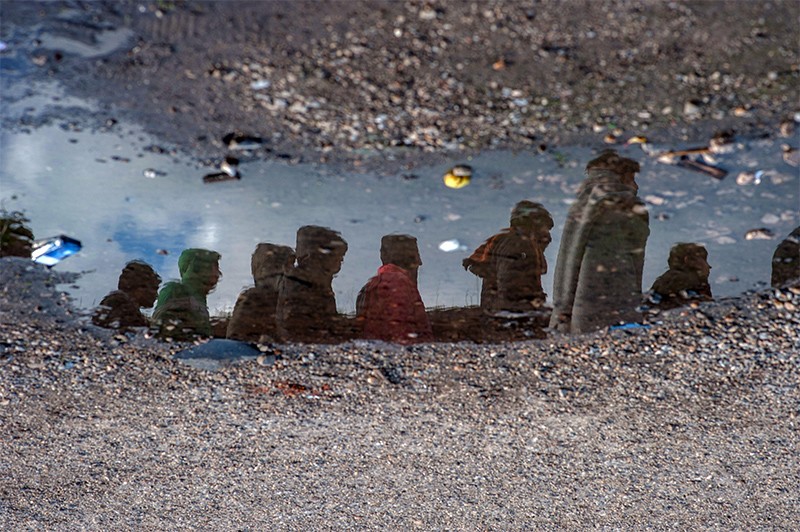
[1,93,797,341]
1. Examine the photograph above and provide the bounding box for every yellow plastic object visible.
[443,165,472,189]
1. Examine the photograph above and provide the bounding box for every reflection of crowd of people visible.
[85,150,799,344]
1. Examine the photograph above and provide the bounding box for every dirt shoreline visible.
[1,1,798,170]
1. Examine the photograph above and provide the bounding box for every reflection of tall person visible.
[152,248,221,339]
[550,150,649,334]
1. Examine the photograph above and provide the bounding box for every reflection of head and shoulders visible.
[227,243,295,342]
[649,243,712,309]
[356,234,432,344]
[772,226,800,288]
[153,248,221,339]
[277,225,349,342]
[550,150,650,334]
[463,200,554,313]
[93,260,161,329]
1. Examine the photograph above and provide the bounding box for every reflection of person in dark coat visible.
[771,226,800,288]
[356,234,433,344]
[227,243,295,342]
[276,226,349,343]
[463,201,553,313]
[649,243,712,309]
[550,150,650,334]
[93,260,161,330]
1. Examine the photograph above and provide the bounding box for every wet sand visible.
[1,1,800,528]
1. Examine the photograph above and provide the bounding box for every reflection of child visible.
[356,235,432,344]
[152,249,221,339]
[93,260,161,329]
[649,243,712,309]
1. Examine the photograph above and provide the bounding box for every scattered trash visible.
[609,323,651,331]
[761,213,781,225]
[142,168,167,179]
[675,156,727,180]
[31,235,82,266]
[443,165,472,189]
[709,131,735,154]
[203,156,241,183]
[0,41,7,52]
[156,249,169,255]
[754,170,764,185]
[222,132,266,150]
[438,239,466,252]
[745,228,775,240]
[715,236,737,245]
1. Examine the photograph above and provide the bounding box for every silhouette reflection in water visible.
[464,201,553,314]
[276,225,352,343]
[648,243,712,309]
[152,248,221,340]
[0,209,34,258]
[550,150,650,333]
[772,226,800,288]
[226,243,295,342]
[356,234,433,344]
[92,260,161,329]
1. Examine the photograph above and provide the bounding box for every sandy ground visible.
[2,1,800,529]
[1,260,799,529]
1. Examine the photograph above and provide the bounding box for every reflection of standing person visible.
[771,226,800,288]
[550,150,650,333]
[152,248,221,339]
[276,226,348,343]
[649,243,712,309]
[227,243,295,342]
[93,260,161,329]
[463,201,553,312]
[356,234,433,344]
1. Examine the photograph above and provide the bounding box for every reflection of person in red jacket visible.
[356,234,433,344]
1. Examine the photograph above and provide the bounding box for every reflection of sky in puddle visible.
[1,120,797,315]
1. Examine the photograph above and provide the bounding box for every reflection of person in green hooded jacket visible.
[152,248,221,340]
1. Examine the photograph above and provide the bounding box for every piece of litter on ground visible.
[745,228,775,240]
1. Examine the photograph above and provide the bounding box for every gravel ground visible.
[1,258,798,529]
[1,0,798,168]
